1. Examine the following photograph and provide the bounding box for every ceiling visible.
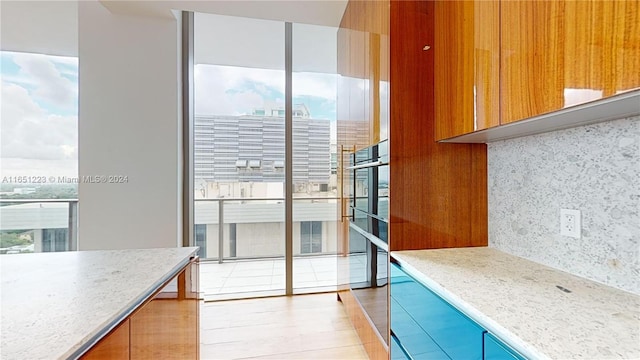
[0,0,347,58]
[101,1,348,27]
[0,1,78,57]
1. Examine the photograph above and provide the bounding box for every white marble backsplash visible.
[488,115,640,294]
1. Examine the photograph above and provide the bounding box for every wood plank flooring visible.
[200,293,369,360]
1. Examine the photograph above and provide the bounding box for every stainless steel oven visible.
[348,140,389,344]
[350,140,389,243]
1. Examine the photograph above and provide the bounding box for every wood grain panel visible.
[366,0,389,143]
[81,320,130,360]
[473,0,500,132]
[501,0,639,124]
[389,0,488,251]
[564,0,640,98]
[435,0,499,140]
[130,263,199,360]
[379,1,390,140]
[130,299,199,359]
[501,0,565,124]
[338,290,389,360]
[614,0,640,92]
[470,143,488,245]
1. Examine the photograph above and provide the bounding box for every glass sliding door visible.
[292,23,338,293]
[194,12,286,300]
[192,13,339,300]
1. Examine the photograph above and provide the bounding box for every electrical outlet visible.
[560,209,581,238]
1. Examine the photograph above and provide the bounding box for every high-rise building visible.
[194,103,331,194]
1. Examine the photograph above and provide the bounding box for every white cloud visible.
[195,65,283,116]
[195,64,337,116]
[293,72,337,100]
[12,52,77,110]
[1,83,77,163]
[0,52,78,176]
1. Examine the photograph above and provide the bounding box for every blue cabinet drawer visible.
[390,263,484,360]
[391,334,411,360]
[484,333,525,360]
[391,298,449,358]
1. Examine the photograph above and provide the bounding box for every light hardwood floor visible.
[200,293,369,359]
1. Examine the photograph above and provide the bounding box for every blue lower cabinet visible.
[483,333,525,360]
[391,334,411,360]
[391,262,517,360]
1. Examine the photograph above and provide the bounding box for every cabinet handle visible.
[423,45,431,51]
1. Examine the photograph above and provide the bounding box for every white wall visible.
[489,115,639,294]
[78,2,181,250]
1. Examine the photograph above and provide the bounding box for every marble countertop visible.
[0,247,198,360]
[392,247,640,360]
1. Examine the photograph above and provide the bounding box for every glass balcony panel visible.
[0,200,77,254]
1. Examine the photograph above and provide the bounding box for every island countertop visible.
[391,247,640,360]
[0,247,198,360]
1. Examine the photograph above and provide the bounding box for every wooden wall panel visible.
[81,320,130,360]
[389,0,488,251]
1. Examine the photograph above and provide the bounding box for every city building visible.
[193,102,336,259]
[194,103,332,196]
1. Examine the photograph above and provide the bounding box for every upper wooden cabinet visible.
[337,0,390,147]
[502,0,640,124]
[435,0,640,138]
[434,0,500,140]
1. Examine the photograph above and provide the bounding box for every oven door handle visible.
[340,145,355,223]
[346,160,386,170]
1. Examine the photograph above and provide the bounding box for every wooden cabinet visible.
[83,320,130,360]
[81,259,199,360]
[435,0,640,138]
[434,0,500,140]
[389,0,487,251]
[338,1,488,359]
[502,0,640,124]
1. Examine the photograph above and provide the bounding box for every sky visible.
[1,51,79,178]
[194,64,337,121]
[0,52,338,179]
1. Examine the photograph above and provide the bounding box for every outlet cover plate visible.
[560,209,581,238]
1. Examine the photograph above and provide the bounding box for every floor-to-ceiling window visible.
[292,22,339,293]
[0,51,79,254]
[192,13,338,300]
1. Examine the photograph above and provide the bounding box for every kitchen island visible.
[392,247,640,359]
[0,247,199,359]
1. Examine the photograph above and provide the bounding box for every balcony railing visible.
[195,196,339,263]
[0,197,339,262]
[0,199,78,254]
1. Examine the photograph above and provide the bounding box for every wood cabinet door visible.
[81,320,130,360]
[434,0,500,140]
[130,262,199,359]
[501,0,640,124]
